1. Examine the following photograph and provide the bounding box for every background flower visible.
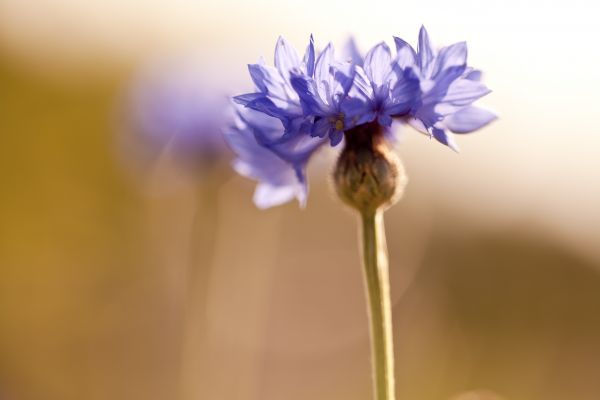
[124,59,231,175]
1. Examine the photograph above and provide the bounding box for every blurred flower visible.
[226,27,496,208]
[125,60,231,175]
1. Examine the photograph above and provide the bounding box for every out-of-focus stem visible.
[180,177,220,400]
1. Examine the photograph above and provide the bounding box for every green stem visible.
[360,209,395,400]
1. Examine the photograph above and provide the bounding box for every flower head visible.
[126,61,230,174]
[226,28,496,208]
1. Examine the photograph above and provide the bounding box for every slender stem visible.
[360,209,395,400]
[179,178,220,400]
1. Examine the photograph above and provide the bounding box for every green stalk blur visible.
[360,210,395,400]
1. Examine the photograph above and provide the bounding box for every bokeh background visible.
[1,1,600,399]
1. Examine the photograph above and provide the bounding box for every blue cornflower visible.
[227,29,495,208]
[394,26,497,151]
[126,61,230,173]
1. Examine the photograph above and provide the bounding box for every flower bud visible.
[333,123,407,213]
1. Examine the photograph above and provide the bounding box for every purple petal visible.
[465,69,482,81]
[290,74,323,115]
[344,37,364,65]
[274,36,301,77]
[233,92,263,106]
[245,97,289,120]
[385,69,419,115]
[347,66,374,102]
[311,117,331,138]
[393,36,417,70]
[432,127,459,152]
[364,42,392,86]
[341,97,373,126]
[441,79,492,107]
[225,106,318,209]
[432,41,467,78]
[303,34,316,76]
[418,26,435,71]
[329,129,344,146]
[315,43,334,85]
[445,106,497,133]
[407,117,430,135]
[248,63,269,92]
[378,113,393,127]
[248,63,288,97]
[332,61,355,96]
[254,182,304,209]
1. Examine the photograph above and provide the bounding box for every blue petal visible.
[364,42,392,86]
[418,26,435,71]
[248,63,269,92]
[440,79,491,107]
[393,36,417,70]
[341,97,375,127]
[378,113,393,127]
[432,41,467,79]
[385,69,419,115]
[344,37,364,65]
[432,127,459,152]
[303,34,316,77]
[412,104,442,130]
[274,36,301,77]
[407,117,430,135]
[347,66,374,103]
[290,74,323,115]
[315,43,334,86]
[248,63,290,100]
[245,97,291,120]
[311,117,331,138]
[445,106,497,133]
[332,61,355,97]
[254,182,304,209]
[329,129,344,146]
[233,92,263,106]
[465,69,482,81]
[225,106,320,208]
[255,122,326,165]
[425,65,466,99]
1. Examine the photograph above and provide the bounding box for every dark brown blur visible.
[2,2,600,400]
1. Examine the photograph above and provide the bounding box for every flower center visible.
[329,113,345,131]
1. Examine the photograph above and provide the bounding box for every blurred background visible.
[1,0,600,399]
